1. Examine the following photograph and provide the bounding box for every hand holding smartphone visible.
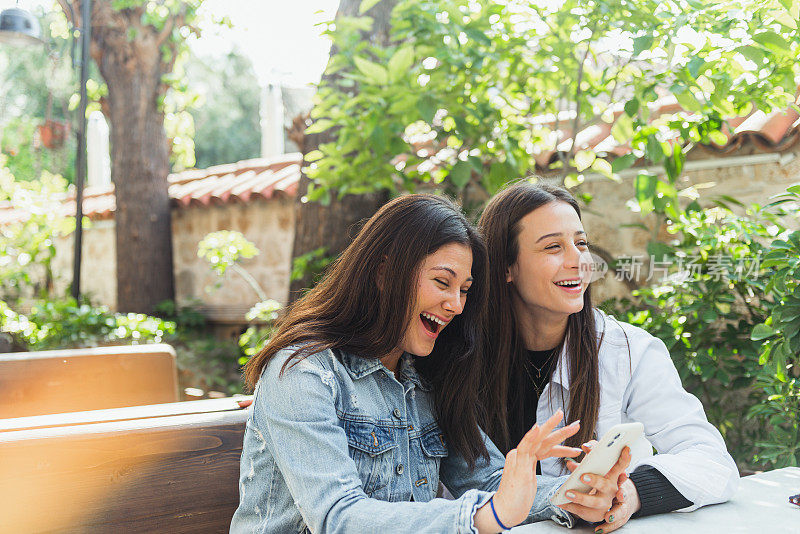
[550,422,644,506]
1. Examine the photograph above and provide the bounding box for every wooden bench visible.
[0,397,250,533]
[0,344,179,418]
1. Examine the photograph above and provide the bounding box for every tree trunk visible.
[59,0,181,314]
[288,0,397,300]
[104,65,175,314]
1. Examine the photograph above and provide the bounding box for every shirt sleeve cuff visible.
[533,477,575,528]
[460,489,494,534]
[629,465,693,517]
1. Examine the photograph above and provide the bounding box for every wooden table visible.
[512,467,800,533]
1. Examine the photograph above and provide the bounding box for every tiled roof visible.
[0,154,301,224]
[532,96,800,169]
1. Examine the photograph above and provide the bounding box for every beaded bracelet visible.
[489,496,510,531]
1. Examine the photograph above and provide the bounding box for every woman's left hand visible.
[589,477,641,533]
[558,445,634,529]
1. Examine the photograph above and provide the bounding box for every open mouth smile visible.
[554,279,583,293]
[420,311,447,338]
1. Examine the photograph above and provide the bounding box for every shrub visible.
[602,196,798,470]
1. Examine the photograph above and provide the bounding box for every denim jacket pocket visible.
[418,422,448,498]
[342,417,397,495]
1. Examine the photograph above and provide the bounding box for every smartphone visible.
[550,422,644,506]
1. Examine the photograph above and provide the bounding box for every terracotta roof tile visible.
[0,154,302,224]
[538,98,800,167]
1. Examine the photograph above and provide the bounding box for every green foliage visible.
[602,196,799,470]
[154,299,206,329]
[307,0,799,211]
[0,298,175,350]
[0,159,74,301]
[747,186,800,468]
[186,49,261,169]
[197,232,283,366]
[197,230,259,276]
[238,299,282,364]
[291,247,334,284]
[0,9,78,183]
[174,333,243,395]
[152,299,242,395]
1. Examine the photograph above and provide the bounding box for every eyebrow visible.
[535,230,587,243]
[431,266,473,282]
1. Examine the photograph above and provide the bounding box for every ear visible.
[505,264,515,284]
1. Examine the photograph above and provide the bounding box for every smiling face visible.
[506,201,591,324]
[396,242,474,357]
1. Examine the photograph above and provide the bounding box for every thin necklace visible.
[524,349,556,397]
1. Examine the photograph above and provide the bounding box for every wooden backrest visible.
[0,397,250,533]
[0,344,179,418]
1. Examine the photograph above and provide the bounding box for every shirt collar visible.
[338,350,384,379]
[398,353,432,391]
[550,345,571,390]
[339,350,431,391]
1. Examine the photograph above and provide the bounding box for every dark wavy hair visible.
[245,194,490,468]
[477,181,601,453]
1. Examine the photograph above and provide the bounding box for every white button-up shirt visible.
[537,310,739,511]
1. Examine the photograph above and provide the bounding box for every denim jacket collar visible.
[399,354,432,391]
[338,350,385,379]
[338,350,431,391]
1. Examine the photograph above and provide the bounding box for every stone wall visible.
[50,197,295,319]
[579,149,800,302]
[172,197,295,319]
[52,220,117,306]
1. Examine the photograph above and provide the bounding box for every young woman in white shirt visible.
[477,182,739,533]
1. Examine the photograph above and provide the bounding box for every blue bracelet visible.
[489,496,510,531]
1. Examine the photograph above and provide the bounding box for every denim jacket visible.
[230,348,572,533]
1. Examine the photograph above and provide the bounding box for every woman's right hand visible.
[475,409,582,533]
[558,443,632,527]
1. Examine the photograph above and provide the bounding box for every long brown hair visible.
[245,194,490,467]
[477,181,601,453]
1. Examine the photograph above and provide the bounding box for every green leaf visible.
[674,88,703,112]
[359,0,382,14]
[388,46,415,83]
[564,173,584,189]
[735,45,765,65]
[449,160,472,189]
[574,150,596,172]
[634,173,657,212]
[591,158,615,180]
[611,153,637,173]
[624,98,640,117]
[686,200,702,213]
[633,34,654,55]
[768,7,797,29]
[708,130,728,145]
[752,323,778,341]
[646,135,664,164]
[304,150,325,162]
[686,56,706,78]
[306,119,334,134]
[353,56,389,85]
[611,115,634,143]
[753,31,790,54]
[417,95,436,123]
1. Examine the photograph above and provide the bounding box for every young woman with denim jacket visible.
[231,194,628,533]
[477,183,739,534]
